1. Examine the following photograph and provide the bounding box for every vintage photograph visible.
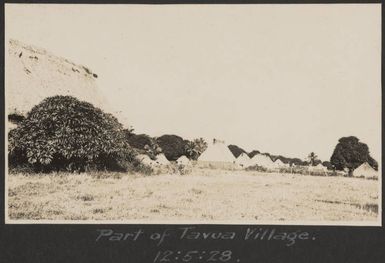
[5,4,381,224]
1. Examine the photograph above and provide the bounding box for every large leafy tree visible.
[330,136,378,173]
[8,95,135,172]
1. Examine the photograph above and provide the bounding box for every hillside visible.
[6,39,106,116]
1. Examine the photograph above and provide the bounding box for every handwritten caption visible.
[95,227,316,247]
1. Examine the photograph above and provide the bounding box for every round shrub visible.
[8,95,135,172]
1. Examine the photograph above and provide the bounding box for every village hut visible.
[352,162,378,179]
[136,154,156,166]
[197,139,237,169]
[307,163,328,175]
[176,155,191,166]
[235,153,252,168]
[250,154,276,169]
[274,159,286,168]
[315,163,328,171]
[154,153,170,166]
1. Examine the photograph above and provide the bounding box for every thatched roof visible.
[198,139,235,163]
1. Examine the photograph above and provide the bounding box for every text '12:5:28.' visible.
[153,250,240,262]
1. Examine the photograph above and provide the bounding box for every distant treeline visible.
[125,133,207,161]
[228,144,311,167]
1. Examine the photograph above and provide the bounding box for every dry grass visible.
[7,168,380,223]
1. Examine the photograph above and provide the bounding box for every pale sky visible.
[5,4,381,162]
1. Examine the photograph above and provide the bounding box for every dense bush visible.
[330,136,378,173]
[248,150,305,166]
[322,161,333,170]
[8,113,25,124]
[8,96,136,173]
[278,167,336,177]
[156,134,188,161]
[245,165,268,172]
[126,133,152,149]
[125,133,162,160]
[289,158,308,166]
[270,155,289,164]
[271,155,296,165]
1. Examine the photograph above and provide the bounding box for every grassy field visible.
[7,168,380,223]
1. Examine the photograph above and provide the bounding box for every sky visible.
[5,4,381,162]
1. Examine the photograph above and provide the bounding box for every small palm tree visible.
[185,141,199,160]
[307,152,318,166]
[185,138,208,160]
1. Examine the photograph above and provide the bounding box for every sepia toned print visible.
[5,4,381,225]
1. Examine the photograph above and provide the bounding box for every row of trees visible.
[228,144,310,167]
[8,96,378,174]
[125,133,207,161]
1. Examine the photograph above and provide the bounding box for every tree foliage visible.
[143,141,162,160]
[185,138,208,160]
[228,144,248,158]
[322,161,333,170]
[330,136,378,172]
[248,150,306,166]
[125,133,162,160]
[8,113,25,124]
[8,96,135,172]
[268,154,307,166]
[270,155,292,164]
[307,152,319,166]
[248,150,260,158]
[125,133,153,149]
[156,134,189,161]
[289,158,307,166]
